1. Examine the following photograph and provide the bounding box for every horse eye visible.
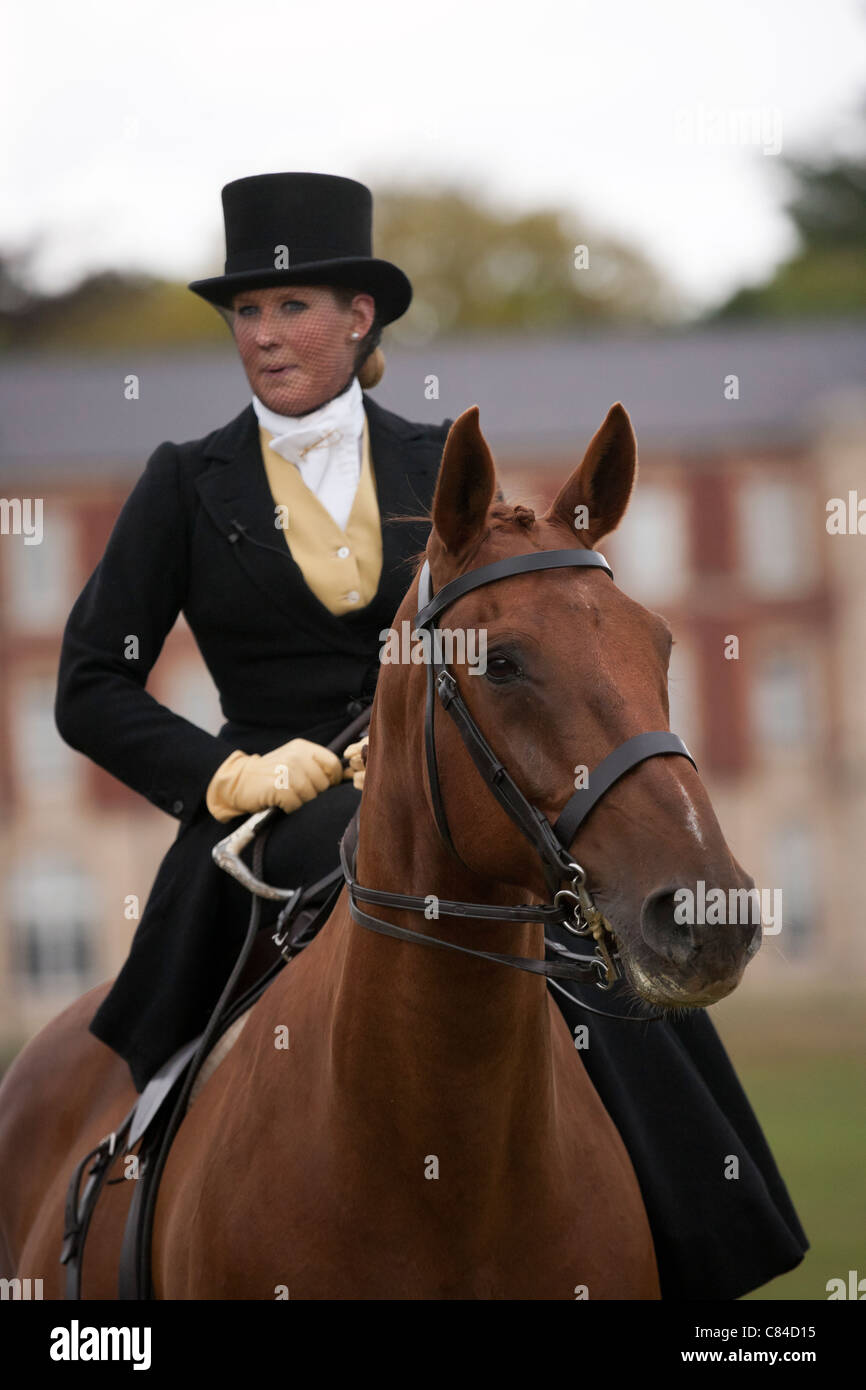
[485,654,523,682]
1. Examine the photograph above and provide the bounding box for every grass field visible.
[709,987,865,1301]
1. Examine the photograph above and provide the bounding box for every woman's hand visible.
[206,738,345,822]
[342,734,369,790]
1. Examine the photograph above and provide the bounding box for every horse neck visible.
[326,700,560,1143]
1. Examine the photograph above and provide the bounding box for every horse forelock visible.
[404,498,543,582]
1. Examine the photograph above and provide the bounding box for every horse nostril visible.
[640,889,697,968]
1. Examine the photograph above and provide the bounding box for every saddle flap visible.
[127,1034,202,1150]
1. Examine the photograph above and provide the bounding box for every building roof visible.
[1,318,865,480]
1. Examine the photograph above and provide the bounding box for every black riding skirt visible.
[89,781,362,1094]
[544,923,808,1299]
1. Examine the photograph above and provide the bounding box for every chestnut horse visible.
[0,402,758,1299]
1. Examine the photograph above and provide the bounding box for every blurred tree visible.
[0,265,227,352]
[371,184,680,339]
[0,186,679,353]
[713,104,866,318]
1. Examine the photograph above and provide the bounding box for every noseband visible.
[340,547,696,1006]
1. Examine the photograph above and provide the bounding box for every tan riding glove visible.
[206,737,350,823]
[343,734,369,790]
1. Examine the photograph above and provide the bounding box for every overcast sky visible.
[3,0,865,313]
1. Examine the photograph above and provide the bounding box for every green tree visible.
[714,105,866,319]
[373,184,680,337]
[0,265,227,353]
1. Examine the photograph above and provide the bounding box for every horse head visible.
[381,401,759,1011]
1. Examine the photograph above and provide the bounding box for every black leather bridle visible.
[340,547,696,1002]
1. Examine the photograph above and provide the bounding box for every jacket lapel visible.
[194,395,440,643]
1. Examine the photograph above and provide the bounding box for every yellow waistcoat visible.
[257,413,382,615]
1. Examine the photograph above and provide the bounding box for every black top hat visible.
[188,172,412,325]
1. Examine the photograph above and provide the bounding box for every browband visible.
[415,548,613,629]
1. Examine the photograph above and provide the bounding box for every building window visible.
[12,675,80,803]
[606,484,687,604]
[3,507,74,631]
[666,638,701,753]
[7,856,97,996]
[766,823,817,958]
[737,477,816,597]
[751,650,812,749]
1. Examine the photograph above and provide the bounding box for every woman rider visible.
[54,171,807,1298]
[55,172,453,1094]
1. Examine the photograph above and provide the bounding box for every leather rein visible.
[339,547,696,1014]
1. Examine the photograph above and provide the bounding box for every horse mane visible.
[388,498,538,579]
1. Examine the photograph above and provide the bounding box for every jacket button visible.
[172,799,184,815]
[346,699,365,716]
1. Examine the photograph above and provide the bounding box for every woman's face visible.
[229,284,375,415]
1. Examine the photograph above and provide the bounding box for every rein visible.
[340,547,697,1015]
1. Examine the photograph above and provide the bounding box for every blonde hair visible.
[358,346,385,389]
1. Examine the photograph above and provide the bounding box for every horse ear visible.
[544,402,637,546]
[431,405,498,555]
